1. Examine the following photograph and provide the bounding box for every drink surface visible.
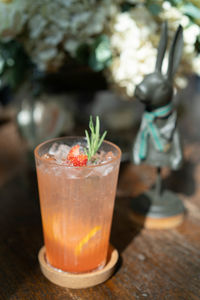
[35,139,120,273]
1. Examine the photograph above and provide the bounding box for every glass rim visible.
[34,136,121,168]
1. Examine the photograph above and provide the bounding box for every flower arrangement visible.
[106,1,200,98]
[0,0,199,99]
[0,0,118,72]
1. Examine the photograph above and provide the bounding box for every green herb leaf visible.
[85,116,107,160]
[98,130,107,149]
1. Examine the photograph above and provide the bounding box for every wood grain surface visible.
[1,78,200,299]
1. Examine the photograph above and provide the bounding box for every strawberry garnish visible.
[67,145,80,161]
[72,154,88,166]
[67,145,88,166]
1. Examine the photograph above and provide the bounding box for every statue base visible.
[131,189,185,229]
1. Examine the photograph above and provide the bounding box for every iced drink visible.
[35,136,121,273]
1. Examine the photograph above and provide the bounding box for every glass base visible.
[38,245,119,289]
[45,255,106,275]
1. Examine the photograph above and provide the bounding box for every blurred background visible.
[0,0,200,171]
[1,2,200,298]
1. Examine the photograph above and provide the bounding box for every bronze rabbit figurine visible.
[133,22,183,170]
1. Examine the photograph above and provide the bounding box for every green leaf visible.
[147,3,162,16]
[89,116,94,133]
[89,35,112,72]
[85,130,91,153]
[181,3,200,19]
[75,36,112,71]
[95,116,100,147]
[166,0,183,6]
[98,131,107,149]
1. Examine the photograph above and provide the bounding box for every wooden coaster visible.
[38,245,119,289]
[132,212,184,229]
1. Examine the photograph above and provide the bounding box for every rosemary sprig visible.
[85,116,107,160]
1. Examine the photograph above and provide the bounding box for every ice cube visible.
[87,163,114,177]
[49,143,59,155]
[98,165,114,176]
[49,143,71,163]
[54,144,71,163]
[95,150,115,165]
[105,151,115,161]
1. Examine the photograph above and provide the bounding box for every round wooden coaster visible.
[38,245,119,289]
[132,212,184,229]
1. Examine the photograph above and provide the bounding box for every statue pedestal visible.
[131,189,185,229]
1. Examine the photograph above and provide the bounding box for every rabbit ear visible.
[155,21,168,72]
[167,25,183,81]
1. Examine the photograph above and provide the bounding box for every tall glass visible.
[34,137,121,273]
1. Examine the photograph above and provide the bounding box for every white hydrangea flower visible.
[0,0,199,94]
[0,0,28,40]
[192,56,200,76]
[106,6,158,98]
[184,24,200,45]
[21,0,119,71]
[106,3,200,99]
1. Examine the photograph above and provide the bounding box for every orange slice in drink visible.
[75,225,101,255]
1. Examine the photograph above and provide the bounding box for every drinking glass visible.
[35,137,121,273]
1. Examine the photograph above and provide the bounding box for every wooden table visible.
[1,81,200,299]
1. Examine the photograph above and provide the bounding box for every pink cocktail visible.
[35,137,121,273]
